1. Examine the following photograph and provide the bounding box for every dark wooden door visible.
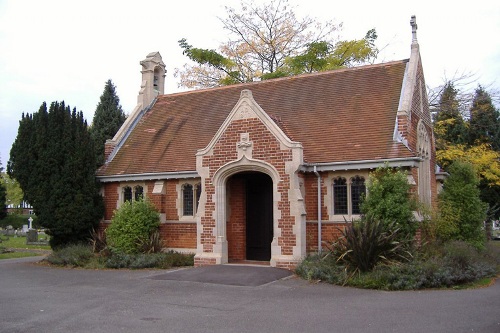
[246,173,273,261]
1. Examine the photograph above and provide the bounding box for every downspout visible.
[313,166,322,254]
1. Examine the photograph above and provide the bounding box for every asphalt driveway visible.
[0,256,499,333]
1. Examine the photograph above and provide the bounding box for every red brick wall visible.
[103,183,119,220]
[303,172,328,221]
[227,176,246,260]
[165,179,179,220]
[159,223,196,249]
[306,222,347,253]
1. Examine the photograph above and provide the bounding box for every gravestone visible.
[27,229,38,243]
[6,225,14,236]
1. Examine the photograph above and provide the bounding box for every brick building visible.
[97,17,441,269]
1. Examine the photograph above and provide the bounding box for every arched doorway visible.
[227,172,273,262]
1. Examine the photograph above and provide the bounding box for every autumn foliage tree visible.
[175,0,378,88]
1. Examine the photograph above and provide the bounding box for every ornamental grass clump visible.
[106,198,160,254]
[329,218,413,273]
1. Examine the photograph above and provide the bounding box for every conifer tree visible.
[90,80,126,167]
[433,82,468,150]
[468,85,500,150]
[8,101,103,248]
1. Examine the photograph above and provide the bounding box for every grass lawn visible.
[0,235,51,251]
[0,251,44,260]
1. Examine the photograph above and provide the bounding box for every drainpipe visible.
[313,166,322,255]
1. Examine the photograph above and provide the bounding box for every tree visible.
[90,80,126,167]
[436,161,487,248]
[468,85,500,150]
[0,159,7,220]
[0,173,24,212]
[433,82,468,151]
[175,0,378,88]
[361,165,418,237]
[8,101,104,248]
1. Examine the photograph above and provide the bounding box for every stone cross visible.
[410,15,418,44]
[28,216,33,230]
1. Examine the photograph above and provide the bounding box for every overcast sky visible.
[1,0,499,166]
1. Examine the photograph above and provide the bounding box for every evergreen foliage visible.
[7,101,104,248]
[433,82,468,150]
[106,198,160,254]
[437,161,487,248]
[468,86,500,149]
[90,80,126,167]
[361,165,418,237]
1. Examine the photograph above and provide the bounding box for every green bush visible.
[437,161,487,248]
[46,244,94,267]
[361,165,418,237]
[106,199,160,254]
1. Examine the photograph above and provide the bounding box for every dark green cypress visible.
[468,85,500,150]
[8,101,104,248]
[90,79,126,167]
[433,82,468,148]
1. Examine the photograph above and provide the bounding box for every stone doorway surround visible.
[194,89,306,269]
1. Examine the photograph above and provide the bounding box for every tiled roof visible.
[98,60,414,176]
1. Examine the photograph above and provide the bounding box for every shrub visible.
[298,240,498,290]
[437,161,487,248]
[361,165,418,237]
[137,230,163,254]
[46,244,94,267]
[106,199,160,254]
[104,251,195,269]
[328,218,413,273]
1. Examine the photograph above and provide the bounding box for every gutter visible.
[96,171,199,183]
[300,157,421,173]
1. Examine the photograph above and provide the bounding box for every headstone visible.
[22,225,29,233]
[27,229,38,243]
[6,225,14,236]
[28,217,33,230]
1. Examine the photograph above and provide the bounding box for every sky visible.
[1,0,499,166]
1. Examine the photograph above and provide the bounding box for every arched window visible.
[134,186,143,201]
[351,176,366,215]
[183,184,194,216]
[123,186,132,203]
[333,177,348,215]
[182,183,202,217]
[122,185,145,204]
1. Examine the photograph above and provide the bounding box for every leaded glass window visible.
[351,176,366,215]
[333,177,348,215]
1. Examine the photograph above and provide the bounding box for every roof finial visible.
[410,15,418,44]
